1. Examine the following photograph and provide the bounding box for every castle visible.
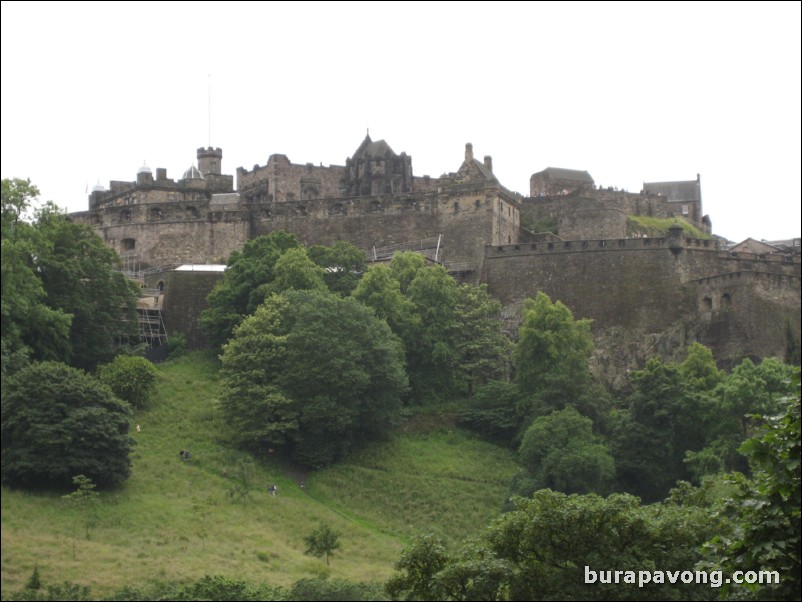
[72,135,801,378]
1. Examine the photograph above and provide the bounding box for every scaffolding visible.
[116,254,170,349]
[137,287,168,348]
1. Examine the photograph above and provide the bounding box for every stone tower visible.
[197,147,223,176]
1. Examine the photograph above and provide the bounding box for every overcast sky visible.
[2,1,799,242]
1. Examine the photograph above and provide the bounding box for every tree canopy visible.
[219,290,407,467]
[1,361,134,488]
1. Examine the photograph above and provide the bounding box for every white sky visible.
[2,1,800,243]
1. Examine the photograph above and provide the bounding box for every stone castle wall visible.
[482,235,801,365]
[238,155,347,202]
[524,190,705,239]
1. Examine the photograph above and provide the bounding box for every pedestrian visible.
[136,424,141,433]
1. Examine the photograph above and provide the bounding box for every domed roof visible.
[92,181,106,192]
[182,164,205,180]
[137,162,152,175]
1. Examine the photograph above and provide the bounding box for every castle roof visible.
[137,162,152,175]
[182,165,205,180]
[643,177,701,202]
[729,238,783,254]
[535,167,594,182]
[352,134,397,159]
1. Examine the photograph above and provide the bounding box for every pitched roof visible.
[352,134,397,159]
[535,167,594,183]
[643,178,701,202]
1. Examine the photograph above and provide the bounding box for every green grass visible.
[626,215,711,239]
[1,352,517,598]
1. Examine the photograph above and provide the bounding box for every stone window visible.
[370,200,382,212]
[121,209,132,223]
[722,293,732,307]
[302,184,319,200]
[186,205,199,218]
[121,238,136,251]
[703,296,713,310]
[454,202,460,213]
[330,203,346,216]
[148,207,163,220]
[475,199,481,208]
[682,204,689,215]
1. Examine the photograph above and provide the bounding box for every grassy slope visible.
[1,353,516,598]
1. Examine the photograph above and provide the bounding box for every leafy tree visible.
[386,534,449,601]
[388,251,427,294]
[352,264,418,337]
[267,247,327,295]
[62,475,100,559]
[1,179,71,375]
[219,290,407,467]
[514,408,615,496]
[679,342,723,392]
[304,524,341,565]
[513,292,595,420]
[96,355,157,409]
[308,240,367,296]
[611,356,717,501]
[458,380,527,445]
[1,361,134,489]
[405,264,459,402]
[201,231,302,348]
[687,356,798,481]
[704,383,801,601]
[1,177,38,239]
[33,204,139,371]
[453,284,512,400]
[387,490,717,601]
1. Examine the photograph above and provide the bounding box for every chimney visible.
[484,155,493,173]
[465,143,473,162]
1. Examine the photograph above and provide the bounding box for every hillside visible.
[0,353,517,598]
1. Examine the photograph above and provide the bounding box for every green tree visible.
[303,524,341,565]
[611,356,717,501]
[1,361,134,488]
[387,490,717,601]
[513,292,594,419]
[1,179,71,375]
[308,240,366,296]
[386,534,449,601]
[515,407,615,496]
[351,264,419,348]
[219,290,407,467]
[267,247,327,295]
[405,263,459,402]
[458,380,527,445]
[705,383,801,601]
[452,284,512,400]
[33,204,139,371]
[200,231,302,349]
[96,355,157,409]
[62,475,100,559]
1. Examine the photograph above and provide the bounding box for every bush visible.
[1,361,134,488]
[97,355,157,409]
